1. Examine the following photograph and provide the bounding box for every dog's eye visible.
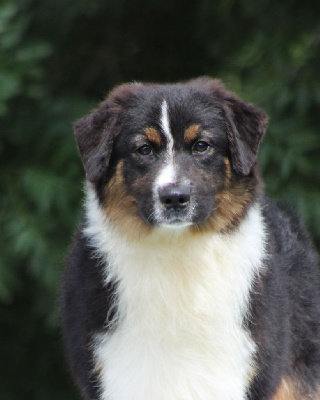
[137,144,153,156]
[193,141,209,153]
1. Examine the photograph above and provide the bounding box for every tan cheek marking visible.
[184,124,201,144]
[212,181,253,232]
[144,127,161,147]
[104,161,151,238]
[191,175,255,234]
[272,378,298,400]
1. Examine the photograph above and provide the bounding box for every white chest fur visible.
[84,188,266,400]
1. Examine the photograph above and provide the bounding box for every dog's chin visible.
[140,209,194,229]
[159,220,193,229]
[154,219,193,237]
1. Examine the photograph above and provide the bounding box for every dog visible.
[61,77,320,400]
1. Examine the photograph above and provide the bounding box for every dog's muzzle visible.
[155,183,193,226]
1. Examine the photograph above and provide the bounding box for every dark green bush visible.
[1,0,319,397]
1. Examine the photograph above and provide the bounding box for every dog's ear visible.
[73,100,113,182]
[222,91,268,176]
[73,84,143,182]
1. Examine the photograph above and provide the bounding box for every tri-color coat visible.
[61,78,320,400]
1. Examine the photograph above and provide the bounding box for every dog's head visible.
[74,78,267,235]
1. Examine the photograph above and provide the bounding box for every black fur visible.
[61,227,118,399]
[61,78,320,399]
[247,199,320,398]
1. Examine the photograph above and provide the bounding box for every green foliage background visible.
[1,0,319,398]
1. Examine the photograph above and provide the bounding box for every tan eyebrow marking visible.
[144,127,161,146]
[184,124,201,143]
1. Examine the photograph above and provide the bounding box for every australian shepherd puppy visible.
[61,78,320,400]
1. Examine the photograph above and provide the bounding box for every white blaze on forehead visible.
[160,100,174,156]
[155,100,176,188]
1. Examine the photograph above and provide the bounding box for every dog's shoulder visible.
[248,196,320,399]
[261,196,319,270]
[61,225,117,399]
[256,195,320,312]
[62,224,117,332]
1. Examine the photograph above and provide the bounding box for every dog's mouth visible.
[140,201,194,228]
[142,210,192,227]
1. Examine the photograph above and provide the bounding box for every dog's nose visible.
[159,184,191,210]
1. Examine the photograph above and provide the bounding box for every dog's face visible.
[114,90,230,229]
[74,78,267,235]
